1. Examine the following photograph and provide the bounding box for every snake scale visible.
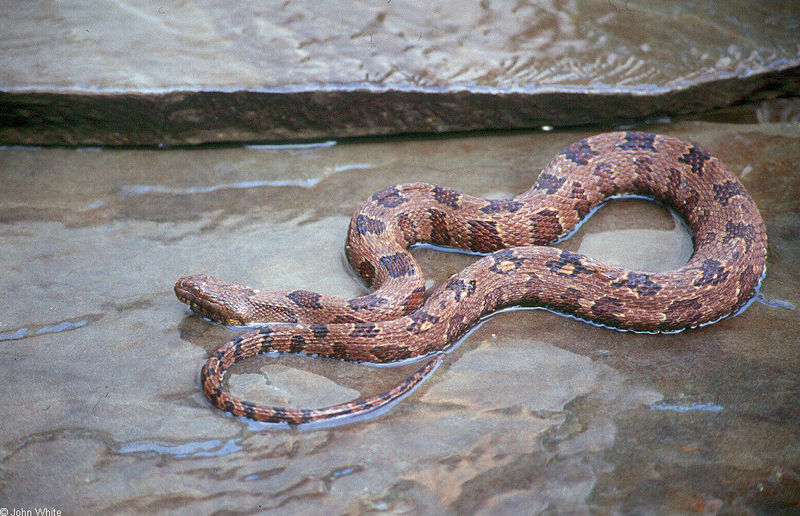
[175,132,767,426]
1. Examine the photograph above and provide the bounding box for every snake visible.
[174,132,767,426]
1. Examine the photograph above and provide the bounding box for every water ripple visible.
[118,438,243,458]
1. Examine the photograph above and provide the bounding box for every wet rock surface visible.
[1,1,799,144]
[1,121,798,513]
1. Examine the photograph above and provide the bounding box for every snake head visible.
[174,274,254,326]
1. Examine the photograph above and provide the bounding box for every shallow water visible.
[1,120,798,513]
[3,1,798,91]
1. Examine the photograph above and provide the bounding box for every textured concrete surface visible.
[1,1,799,144]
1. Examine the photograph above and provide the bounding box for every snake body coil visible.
[175,132,767,425]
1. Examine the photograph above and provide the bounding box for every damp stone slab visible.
[0,121,798,512]
[1,1,799,145]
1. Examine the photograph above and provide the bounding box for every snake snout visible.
[174,274,252,325]
[175,274,223,316]
[174,274,208,303]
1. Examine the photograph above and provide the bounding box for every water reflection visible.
[119,438,243,458]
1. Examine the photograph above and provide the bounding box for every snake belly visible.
[174,132,767,426]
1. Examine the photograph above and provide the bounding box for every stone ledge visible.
[2,65,798,146]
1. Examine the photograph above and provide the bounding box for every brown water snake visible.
[174,132,768,426]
